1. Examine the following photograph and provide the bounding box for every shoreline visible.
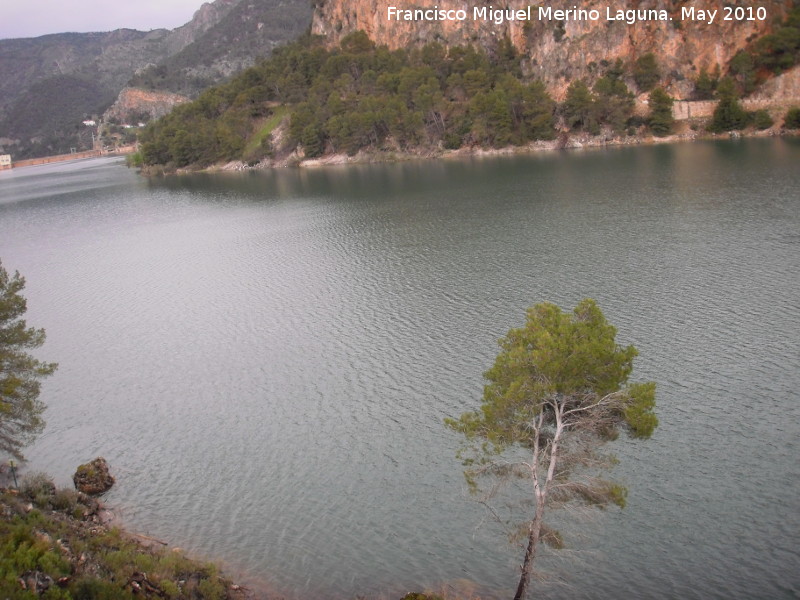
[0,476,260,600]
[97,500,281,599]
[159,124,800,176]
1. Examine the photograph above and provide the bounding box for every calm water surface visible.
[0,140,798,599]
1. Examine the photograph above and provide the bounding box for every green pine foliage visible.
[446,299,657,599]
[592,61,635,132]
[693,66,719,100]
[138,32,719,168]
[729,50,757,95]
[708,78,749,132]
[562,80,598,133]
[633,53,661,92]
[0,261,57,460]
[139,33,562,168]
[751,6,800,75]
[648,88,675,136]
[784,107,800,128]
[751,109,774,130]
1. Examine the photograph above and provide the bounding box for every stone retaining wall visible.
[12,150,102,168]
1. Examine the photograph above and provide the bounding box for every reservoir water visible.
[0,139,798,599]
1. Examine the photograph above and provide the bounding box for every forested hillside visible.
[138,5,800,171]
[139,33,541,167]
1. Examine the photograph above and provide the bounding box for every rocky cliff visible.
[311,0,794,99]
[147,0,314,96]
[103,88,190,123]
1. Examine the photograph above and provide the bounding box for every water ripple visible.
[0,140,798,599]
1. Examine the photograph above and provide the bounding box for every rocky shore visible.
[157,118,798,177]
[0,467,254,600]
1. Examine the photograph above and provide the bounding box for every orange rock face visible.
[104,88,190,123]
[312,0,792,99]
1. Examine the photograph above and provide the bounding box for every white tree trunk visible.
[513,405,564,600]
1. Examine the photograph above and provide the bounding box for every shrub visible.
[751,109,774,130]
[197,577,226,600]
[71,578,134,600]
[693,66,719,100]
[125,152,143,168]
[633,53,660,92]
[20,472,56,506]
[51,488,79,513]
[785,107,800,128]
[160,579,180,599]
[648,88,675,136]
[708,78,748,132]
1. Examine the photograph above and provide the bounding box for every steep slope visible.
[0,1,240,120]
[311,0,794,99]
[0,30,170,123]
[136,0,314,96]
[0,0,310,159]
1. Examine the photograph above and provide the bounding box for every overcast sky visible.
[0,1,206,40]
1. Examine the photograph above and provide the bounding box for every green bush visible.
[125,152,144,168]
[0,488,241,600]
[751,109,774,130]
[197,576,226,600]
[648,88,675,136]
[71,578,134,600]
[693,66,719,100]
[20,473,56,506]
[51,489,79,513]
[0,521,70,585]
[752,7,800,74]
[785,107,800,128]
[160,579,180,599]
[708,78,748,132]
[633,53,660,92]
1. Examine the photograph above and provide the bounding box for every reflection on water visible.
[0,140,798,599]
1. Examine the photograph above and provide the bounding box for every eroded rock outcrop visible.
[104,87,190,124]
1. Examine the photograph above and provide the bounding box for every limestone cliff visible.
[311,0,793,99]
[103,88,190,123]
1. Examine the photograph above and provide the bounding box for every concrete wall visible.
[12,150,101,169]
[673,97,800,121]
[673,101,717,120]
[6,146,137,170]
[673,67,800,121]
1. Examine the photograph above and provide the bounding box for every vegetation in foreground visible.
[0,260,57,461]
[0,473,246,600]
[447,299,657,599]
[1,263,246,598]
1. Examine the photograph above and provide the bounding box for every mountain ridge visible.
[0,0,311,159]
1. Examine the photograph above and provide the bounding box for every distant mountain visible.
[0,0,311,159]
[129,0,314,97]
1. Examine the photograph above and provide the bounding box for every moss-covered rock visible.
[73,457,115,495]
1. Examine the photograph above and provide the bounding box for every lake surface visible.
[1,140,798,599]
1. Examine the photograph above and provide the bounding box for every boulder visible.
[73,457,115,495]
